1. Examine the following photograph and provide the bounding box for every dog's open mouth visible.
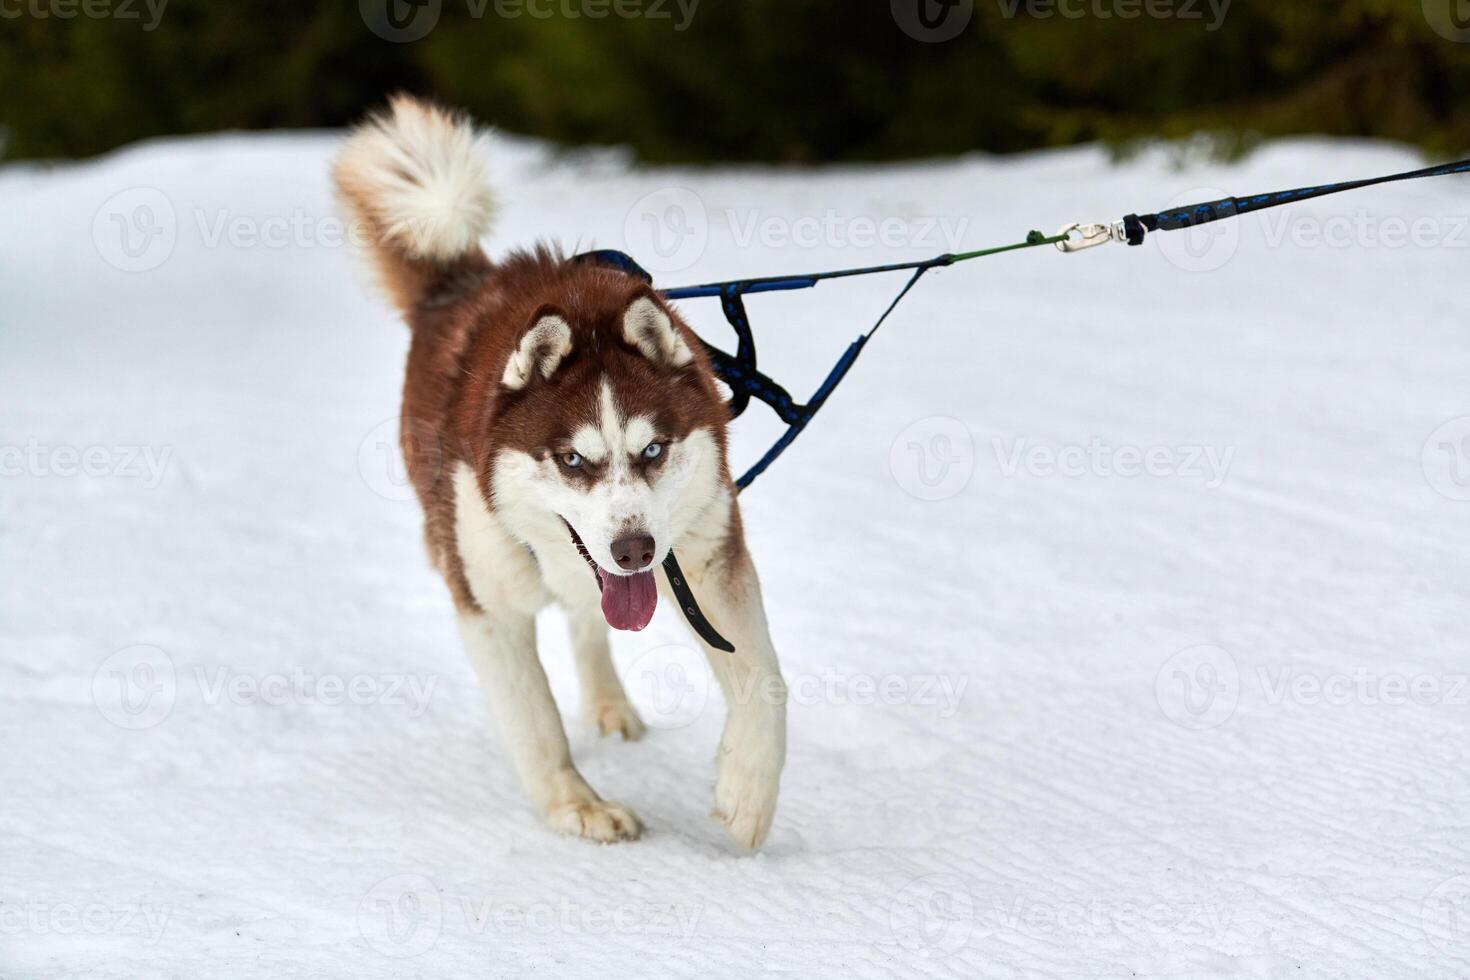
[564,520,658,632]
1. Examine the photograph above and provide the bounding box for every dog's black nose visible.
[611,534,655,572]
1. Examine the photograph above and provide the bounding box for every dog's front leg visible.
[670,545,787,850]
[457,612,642,842]
[567,605,646,741]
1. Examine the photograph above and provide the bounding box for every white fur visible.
[463,392,783,849]
[453,464,642,840]
[622,297,693,367]
[453,463,548,616]
[569,424,608,464]
[457,612,641,842]
[335,96,495,262]
[493,380,722,578]
[567,605,646,741]
[502,315,573,390]
[655,497,786,850]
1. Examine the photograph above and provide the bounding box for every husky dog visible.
[333,97,785,849]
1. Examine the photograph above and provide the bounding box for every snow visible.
[2,130,1469,979]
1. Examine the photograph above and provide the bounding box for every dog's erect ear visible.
[502,307,573,390]
[622,293,693,369]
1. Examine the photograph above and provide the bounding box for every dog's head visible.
[484,277,729,629]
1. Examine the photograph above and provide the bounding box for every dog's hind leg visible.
[458,612,642,843]
[566,605,645,741]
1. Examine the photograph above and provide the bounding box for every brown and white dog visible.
[333,97,786,849]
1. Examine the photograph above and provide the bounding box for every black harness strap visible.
[575,248,953,490]
[661,552,734,653]
[663,257,954,489]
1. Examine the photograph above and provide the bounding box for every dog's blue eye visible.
[643,443,663,460]
[562,452,583,469]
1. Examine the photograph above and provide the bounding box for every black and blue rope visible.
[575,155,1470,492]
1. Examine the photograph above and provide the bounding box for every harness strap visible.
[662,552,734,653]
[665,253,973,489]
[573,248,658,281]
[575,234,1063,492]
[569,156,1470,493]
[726,260,941,488]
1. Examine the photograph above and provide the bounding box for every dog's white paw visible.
[546,798,643,843]
[712,748,780,851]
[585,700,646,741]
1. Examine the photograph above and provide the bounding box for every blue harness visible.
[575,154,1470,493]
[575,247,958,491]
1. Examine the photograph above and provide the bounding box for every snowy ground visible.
[2,129,1468,979]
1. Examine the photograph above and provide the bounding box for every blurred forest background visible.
[2,0,1468,162]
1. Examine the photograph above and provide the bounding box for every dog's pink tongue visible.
[597,569,658,631]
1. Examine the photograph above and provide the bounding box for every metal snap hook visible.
[1055,221,1126,253]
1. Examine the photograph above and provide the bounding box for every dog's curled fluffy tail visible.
[332,95,495,313]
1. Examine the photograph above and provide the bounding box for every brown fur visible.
[333,98,784,850]
[394,245,734,614]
